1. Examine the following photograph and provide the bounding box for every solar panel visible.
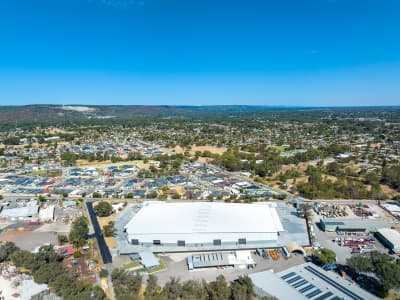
[299,284,315,294]
[281,272,296,280]
[292,279,308,288]
[304,266,364,300]
[330,297,342,300]
[306,289,322,299]
[287,275,302,284]
[314,292,334,300]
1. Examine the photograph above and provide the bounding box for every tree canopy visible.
[314,248,336,265]
[346,252,400,297]
[94,201,113,217]
[111,271,255,300]
[69,216,89,247]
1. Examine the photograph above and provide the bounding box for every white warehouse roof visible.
[125,201,284,245]
[377,228,400,249]
[39,205,55,222]
[382,203,400,213]
[0,202,38,219]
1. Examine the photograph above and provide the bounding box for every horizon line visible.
[0,104,399,108]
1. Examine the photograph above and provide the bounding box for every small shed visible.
[130,253,140,261]
[138,252,160,269]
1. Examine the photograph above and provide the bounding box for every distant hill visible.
[0,104,299,123]
[0,104,398,126]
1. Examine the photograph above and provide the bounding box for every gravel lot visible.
[34,222,70,234]
[311,212,390,265]
[0,230,57,251]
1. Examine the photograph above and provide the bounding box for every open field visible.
[75,159,150,169]
[268,145,286,152]
[27,169,62,177]
[105,236,117,249]
[0,230,58,251]
[172,145,227,155]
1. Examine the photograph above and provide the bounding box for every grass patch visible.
[267,145,286,152]
[27,169,62,177]
[386,290,400,300]
[123,260,141,269]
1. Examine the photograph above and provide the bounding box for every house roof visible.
[56,245,76,256]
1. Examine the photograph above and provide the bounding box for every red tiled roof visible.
[56,245,76,256]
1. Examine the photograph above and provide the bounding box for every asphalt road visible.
[85,201,113,264]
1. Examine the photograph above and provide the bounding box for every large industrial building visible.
[124,201,285,251]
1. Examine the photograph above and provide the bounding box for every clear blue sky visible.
[0,0,399,106]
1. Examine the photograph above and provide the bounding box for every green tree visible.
[230,276,254,300]
[99,269,109,278]
[33,262,64,284]
[57,234,68,245]
[69,216,89,248]
[207,275,230,300]
[103,221,116,237]
[314,248,336,265]
[382,164,400,190]
[272,193,287,200]
[111,268,142,300]
[172,192,181,199]
[346,255,373,274]
[94,201,113,217]
[92,192,102,198]
[147,190,158,199]
[181,280,208,300]
[160,277,182,300]
[375,261,400,295]
[144,274,161,300]
[0,242,18,262]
